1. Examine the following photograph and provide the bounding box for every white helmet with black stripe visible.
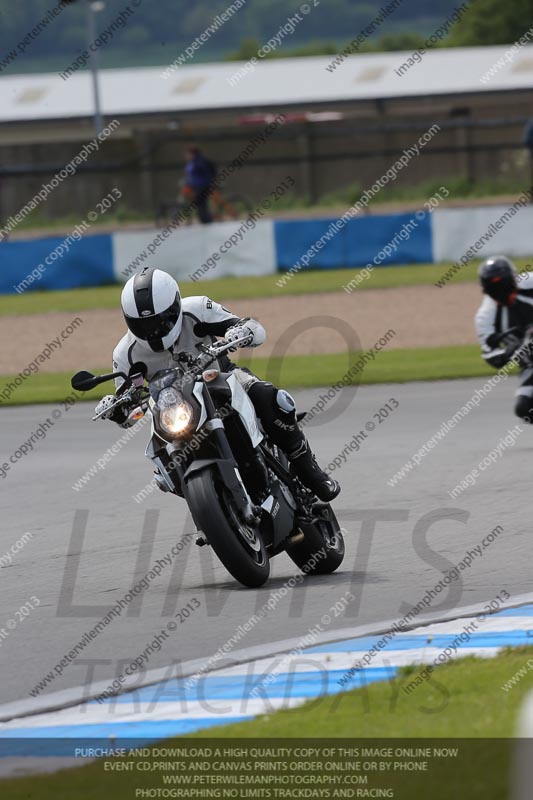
[121,267,182,352]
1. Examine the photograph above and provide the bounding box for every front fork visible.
[199,384,259,523]
[148,386,260,525]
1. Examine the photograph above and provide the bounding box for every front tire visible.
[185,468,270,588]
[286,506,345,575]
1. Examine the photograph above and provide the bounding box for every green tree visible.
[448,0,533,45]
[284,41,339,57]
[371,32,426,51]
[0,0,486,73]
[225,37,262,61]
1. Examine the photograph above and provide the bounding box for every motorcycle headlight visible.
[158,387,179,408]
[160,402,194,436]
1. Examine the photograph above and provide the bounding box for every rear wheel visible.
[286,506,344,575]
[186,468,270,588]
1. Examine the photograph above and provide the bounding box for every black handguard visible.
[108,404,131,426]
[504,331,528,368]
[485,328,523,367]
[110,372,145,427]
[505,340,523,366]
[486,328,521,350]
[107,397,139,428]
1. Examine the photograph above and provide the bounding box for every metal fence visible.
[1,113,531,229]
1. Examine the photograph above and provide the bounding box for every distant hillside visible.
[0,0,463,75]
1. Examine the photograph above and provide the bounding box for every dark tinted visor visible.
[482,275,516,303]
[125,294,181,341]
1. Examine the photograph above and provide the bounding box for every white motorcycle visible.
[72,337,344,588]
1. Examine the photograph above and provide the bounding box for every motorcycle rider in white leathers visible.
[95,267,340,502]
[476,255,533,422]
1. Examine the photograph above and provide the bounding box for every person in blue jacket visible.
[183,146,217,224]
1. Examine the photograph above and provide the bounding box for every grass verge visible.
[2,646,532,798]
[191,645,533,738]
[0,370,108,407]
[0,345,503,407]
[0,260,497,317]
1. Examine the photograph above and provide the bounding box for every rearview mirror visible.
[71,371,99,391]
[71,370,126,391]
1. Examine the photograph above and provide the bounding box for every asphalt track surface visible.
[1,378,532,708]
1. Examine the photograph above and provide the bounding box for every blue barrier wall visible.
[0,234,114,295]
[8,203,533,294]
[274,212,433,271]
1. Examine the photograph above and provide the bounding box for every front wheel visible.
[286,505,345,575]
[185,468,270,588]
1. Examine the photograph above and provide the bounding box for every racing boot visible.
[246,382,340,502]
[287,439,340,502]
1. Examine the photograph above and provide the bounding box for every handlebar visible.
[205,335,253,358]
[89,334,251,421]
[486,327,522,349]
[91,384,149,421]
[486,327,533,367]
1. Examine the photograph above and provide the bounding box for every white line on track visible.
[2,590,533,724]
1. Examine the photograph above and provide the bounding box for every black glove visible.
[486,328,521,350]
[485,329,523,369]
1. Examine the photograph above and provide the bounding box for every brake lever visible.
[215,335,253,355]
[91,387,142,421]
[92,399,124,422]
[169,337,252,382]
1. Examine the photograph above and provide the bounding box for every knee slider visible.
[276,389,296,414]
[248,382,299,446]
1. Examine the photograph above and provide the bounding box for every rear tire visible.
[286,506,344,575]
[185,468,270,588]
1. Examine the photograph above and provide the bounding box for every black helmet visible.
[478,256,517,305]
